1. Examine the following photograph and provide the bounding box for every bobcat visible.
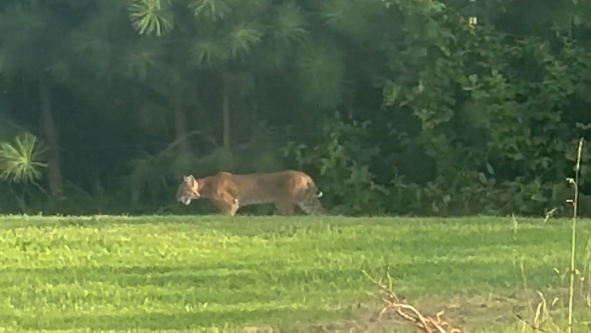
[176,170,326,216]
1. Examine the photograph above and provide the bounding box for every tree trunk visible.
[39,75,64,198]
[174,103,189,152]
[222,72,231,148]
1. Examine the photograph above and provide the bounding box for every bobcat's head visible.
[176,175,201,205]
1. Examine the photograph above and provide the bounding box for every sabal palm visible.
[0,132,48,184]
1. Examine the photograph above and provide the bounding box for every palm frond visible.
[68,1,133,80]
[189,34,230,68]
[252,1,309,71]
[0,132,48,184]
[128,0,175,37]
[226,21,263,60]
[119,37,166,81]
[295,38,346,108]
[188,0,231,22]
[317,0,379,41]
[272,1,309,45]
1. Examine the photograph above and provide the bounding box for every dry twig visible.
[364,271,464,333]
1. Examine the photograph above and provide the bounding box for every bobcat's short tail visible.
[297,175,326,215]
[299,187,326,216]
[305,177,322,198]
[313,183,323,198]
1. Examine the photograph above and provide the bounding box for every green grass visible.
[0,215,590,333]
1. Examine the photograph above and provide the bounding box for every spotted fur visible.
[176,170,326,216]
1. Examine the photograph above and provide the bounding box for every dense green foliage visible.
[0,215,590,332]
[0,0,591,215]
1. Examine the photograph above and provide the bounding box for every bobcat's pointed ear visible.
[183,175,195,183]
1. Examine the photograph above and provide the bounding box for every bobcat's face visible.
[177,175,200,205]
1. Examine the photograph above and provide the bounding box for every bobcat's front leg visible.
[212,191,240,216]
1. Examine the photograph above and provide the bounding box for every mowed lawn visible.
[0,215,590,333]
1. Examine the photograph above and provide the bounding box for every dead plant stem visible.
[567,137,584,333]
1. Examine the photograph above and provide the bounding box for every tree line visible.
[0,0,590,217]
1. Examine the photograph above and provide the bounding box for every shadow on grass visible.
[0,259,558,300]
[0,264,261,290]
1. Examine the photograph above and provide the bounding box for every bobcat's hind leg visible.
[297,196,326,215]
[275,201,296,216]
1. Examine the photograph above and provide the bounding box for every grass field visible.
[0,215,590,333]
